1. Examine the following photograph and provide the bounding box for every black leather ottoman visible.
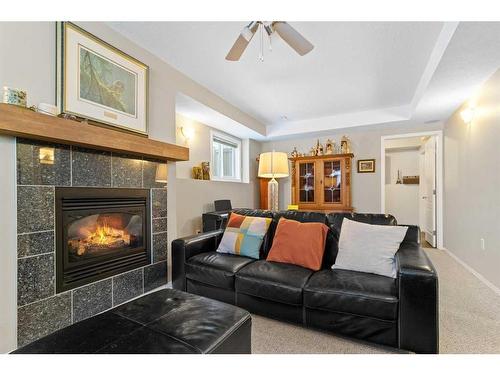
[13,288,252,354]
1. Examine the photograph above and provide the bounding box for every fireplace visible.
[56,188,151,292]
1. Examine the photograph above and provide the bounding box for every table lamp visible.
[258,151,289,211]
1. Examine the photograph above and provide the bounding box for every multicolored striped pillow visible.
[216,213,272,259]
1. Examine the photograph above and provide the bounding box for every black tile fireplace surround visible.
[16,137,168,347]
[56,188,151,293]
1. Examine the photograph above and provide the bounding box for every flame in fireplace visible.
[69,219,132,256]
[91,221,130,246]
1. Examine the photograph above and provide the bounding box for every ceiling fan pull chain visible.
[259,23,264,62]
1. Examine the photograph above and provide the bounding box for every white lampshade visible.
[258,151,289,178]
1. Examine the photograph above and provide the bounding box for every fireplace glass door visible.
[56,188,150,292]
[65,210,145,264]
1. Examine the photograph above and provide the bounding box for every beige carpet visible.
[251,249,500,354]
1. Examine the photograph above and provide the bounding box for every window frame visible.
[210,130,242,182]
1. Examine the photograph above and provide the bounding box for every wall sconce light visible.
[460,107,475,124]
[180,126,194,142]
[155,164,168,183]
[39,147,55,165]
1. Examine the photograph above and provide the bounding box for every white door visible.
[418,150,426,230]
[422,137,437,247]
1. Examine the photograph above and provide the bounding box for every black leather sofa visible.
[172,209,439,353]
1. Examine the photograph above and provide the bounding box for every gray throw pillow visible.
[332,218,408,278]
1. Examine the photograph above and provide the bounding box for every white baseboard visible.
[442,247,500,297]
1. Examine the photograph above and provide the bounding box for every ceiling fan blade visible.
[225,34,251,61]
[225,22,259,61]
[273,22,314,56]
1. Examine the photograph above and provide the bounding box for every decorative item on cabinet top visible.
[325,139,335,155]
[340,135,351,154]
[315,139,324,156]
[289,136,349,159]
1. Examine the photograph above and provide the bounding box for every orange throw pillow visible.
[266,218,329,271]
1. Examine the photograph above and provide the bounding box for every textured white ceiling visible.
[108,21,500,139]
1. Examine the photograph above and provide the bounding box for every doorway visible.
[380,131,443,249]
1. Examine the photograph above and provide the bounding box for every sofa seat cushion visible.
[235,260,313,305]
[186,252,255,290]
[304,269,398,320]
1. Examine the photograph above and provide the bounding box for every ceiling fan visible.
[225,21,314,61]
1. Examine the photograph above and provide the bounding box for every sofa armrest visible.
[396,243,439,353]
[202,211,230,232]
[171,230,224,291]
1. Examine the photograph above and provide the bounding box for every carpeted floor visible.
[251,249,500,354]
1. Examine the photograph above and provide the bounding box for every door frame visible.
[380,130,443,249]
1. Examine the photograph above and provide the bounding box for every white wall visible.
[176,114,211,179]
[384,148,420,225]
[444,68,500,291]
[175,114,260,237]
[262,121,443,213]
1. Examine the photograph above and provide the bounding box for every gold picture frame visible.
[56,22,149,135]
[357,159,376,173]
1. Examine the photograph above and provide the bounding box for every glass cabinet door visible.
[298,162,315,203]
[323,160,342,203]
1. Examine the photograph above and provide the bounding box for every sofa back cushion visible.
[327,213,398,238]
[272,210,327,224]
[323,213,398,268]
[401,225,420,245]
[266,217,329,271]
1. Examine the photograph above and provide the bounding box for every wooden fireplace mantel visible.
[0,104,189,162]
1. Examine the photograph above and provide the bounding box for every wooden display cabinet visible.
[290,154,354,212]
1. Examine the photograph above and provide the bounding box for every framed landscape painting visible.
[357,159,375,173]
[57,22,149,135]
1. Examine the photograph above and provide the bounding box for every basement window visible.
[210,130,241,182]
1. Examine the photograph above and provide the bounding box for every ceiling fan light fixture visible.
[225,21,314,62]
[263,22,274,36]
[241,22,257,42]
